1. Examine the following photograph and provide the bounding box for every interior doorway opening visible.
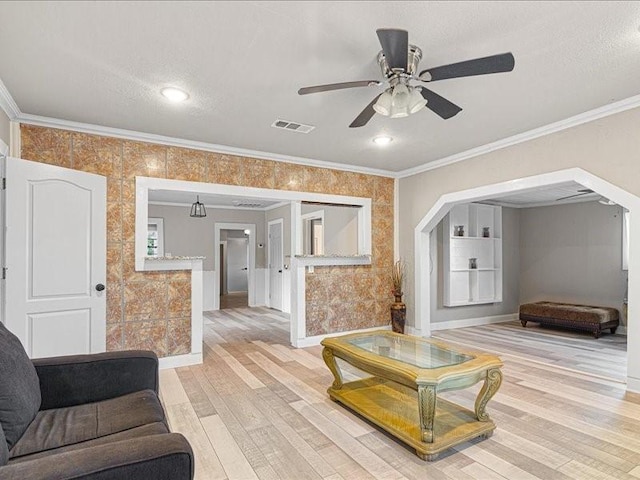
[219,229,250,309]
[214,223,255,310]
[413,168,640,392]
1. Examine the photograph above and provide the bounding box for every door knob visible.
[278,270,282,273]
[95,283,106,292]
[241,267,248,271]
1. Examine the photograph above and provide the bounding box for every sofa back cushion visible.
[0,425,8,466]
[0,322,41,451]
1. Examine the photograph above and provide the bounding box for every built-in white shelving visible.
[443,203,502,307]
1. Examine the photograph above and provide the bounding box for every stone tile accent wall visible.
[20,124,395,355]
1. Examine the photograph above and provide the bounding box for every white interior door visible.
[227,238,248,292]
[3,157,106,358]
[268,220,283,311]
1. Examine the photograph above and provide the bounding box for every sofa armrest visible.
[1,433,193,480]
[33,351,159,410]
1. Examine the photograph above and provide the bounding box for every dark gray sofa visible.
[0,322,194,480]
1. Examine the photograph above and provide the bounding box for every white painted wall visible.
[203,270,215,311]
[519,201,627,322]
[148,205,267,269]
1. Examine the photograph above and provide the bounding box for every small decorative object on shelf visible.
[469,258,478,269]
[454,225,465,237]
[390,259,407,334]
[482,227,490,238]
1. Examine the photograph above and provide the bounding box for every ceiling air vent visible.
[271,119,315,134]
[232,200,264,208]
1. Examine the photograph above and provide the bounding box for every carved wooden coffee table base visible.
[321,331,503,461]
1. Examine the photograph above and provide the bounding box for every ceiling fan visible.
[556,189,595,201]
[555,189,616,205]
[298,28,515,128]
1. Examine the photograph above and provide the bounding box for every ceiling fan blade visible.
[556,189,594,201]
[420,88,462,119]
[376,28,408,71]
[419,52,515,82]
[298,80,380,95]
[349,93,383,128]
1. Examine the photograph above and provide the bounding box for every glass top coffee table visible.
[321,330,503,461]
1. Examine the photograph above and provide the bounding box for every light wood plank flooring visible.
[220,292,249,309]
[160,310,640,480]
[433,320,627,383]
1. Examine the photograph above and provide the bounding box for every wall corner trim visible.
[16,112,395,177]
[0,77,19,120]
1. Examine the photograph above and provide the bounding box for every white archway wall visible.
[399,106,640,391]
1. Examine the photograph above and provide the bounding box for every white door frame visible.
[267,218,284,310]
[214,223,255,309]
[413,167,640,392]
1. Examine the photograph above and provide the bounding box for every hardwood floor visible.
[160,310,640,480]
[219,292,249,309]
[433,320,627,383]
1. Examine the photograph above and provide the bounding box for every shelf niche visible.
[443,203,502,307]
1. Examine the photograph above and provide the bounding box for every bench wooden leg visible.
[520,320,527,327]
[593,330,601,339]
[611,327,618,334]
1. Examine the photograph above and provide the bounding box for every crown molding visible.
[5,71,640,180]
[396,93,640,179]
[0,78,20,120]
[16,113,394,177]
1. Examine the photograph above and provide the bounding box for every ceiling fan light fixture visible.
[373,90,393,116]
[408,87,427,114]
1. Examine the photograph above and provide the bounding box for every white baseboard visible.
[404,325,424,337]
[627,376,640,393]
[430,313,518,331]
[159,352,203,369]
[294,325,391,348]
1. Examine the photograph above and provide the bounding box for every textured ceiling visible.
[483,181,610,207]
[1,1,639,172]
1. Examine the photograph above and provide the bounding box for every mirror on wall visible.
[300,202,360,256]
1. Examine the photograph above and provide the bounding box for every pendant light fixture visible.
[190,195,206,218]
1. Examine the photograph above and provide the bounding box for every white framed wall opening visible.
[414,168,640,392]
[135,176,372,364]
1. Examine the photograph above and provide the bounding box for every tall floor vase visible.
[391,294,406,334]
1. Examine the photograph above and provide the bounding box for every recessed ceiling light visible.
[161,87,189,103]
[373,135,393,146]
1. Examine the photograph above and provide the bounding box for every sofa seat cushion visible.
[7,422,169,464]
[9,389,165,460]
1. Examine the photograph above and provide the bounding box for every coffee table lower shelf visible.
[328,377,495,461]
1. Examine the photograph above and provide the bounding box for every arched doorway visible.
[414,168,640,392]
